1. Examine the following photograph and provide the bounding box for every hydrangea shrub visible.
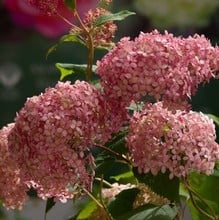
[0,0,219,219]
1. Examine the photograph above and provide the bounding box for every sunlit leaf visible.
[110,171,136,184]
[207,114,219,126]
[60,34,85,45]
[93,10,135,27]
[55,63,97,80]
[56,63,74,80]
[76,201,98,219]
[186,172,219,219]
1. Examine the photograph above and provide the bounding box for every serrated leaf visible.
[45,198,56,215]
[207,114,219,126]
[93,10,135,27]
[64,0,76,11]
[77,201,98,219]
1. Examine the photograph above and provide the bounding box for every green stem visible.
[74,11,94,82]
[82,187,104,209]
[82,187,113,220]
[99,176,114,220]
[94,143,130,163]
[183,178,217,220]
[95,177,113,188]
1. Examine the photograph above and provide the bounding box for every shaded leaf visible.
[118,204,178,220]
[46,33,85,58]
[107,188,140,218]
[46,44,58,59]
[45,198,56,215]
[104,129,128,155]
[64,0,76,11]
[134,169,180,202]
[93,10,135,27]
[95,157,116,177]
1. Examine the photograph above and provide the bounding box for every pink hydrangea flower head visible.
[4,0,98,38]
[0,123,28,210]
[126,102,219,178]
[96,30,219,110]
[71,7,117,48]
[8,80,119,201]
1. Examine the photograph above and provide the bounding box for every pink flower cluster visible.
[4,0,98,38]
[0,124,28,210]
[96,30,219,110]
[8,80,122,202]
[71,7,117,48]
[126,102,219,178]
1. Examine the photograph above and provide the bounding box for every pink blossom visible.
[3,0,98,38]
[71,7,117,47]
[96,30,219,110]
[8,80,122,201]
[0,123,28,210]
[126,102,219,178]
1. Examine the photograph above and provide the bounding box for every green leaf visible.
[64,0,76,11]
[95,158,131,182]
[60,34,85,45]
[46,44,58,59]
[76,200,98,219]
[56,63,74,80]
[46,33,85,58]
[134,169,180,202]
[93,10,135,27]
[118,204,178,220]
[55,63,97,80]
[110,171,136,184]
[105,129,128,155]
[45,198,56,215]
[186,172,219,219]
[207,114,219,126]
[179,183,189,200]
[107,188,140,218]
[95,157,116,177]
